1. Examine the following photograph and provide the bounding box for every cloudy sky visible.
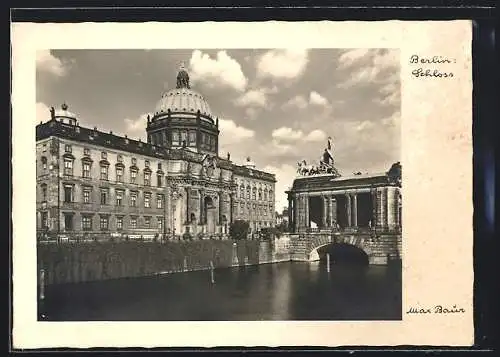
[36,48,401,211]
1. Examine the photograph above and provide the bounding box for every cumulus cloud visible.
[36,102,51,124]
[219,119,255,143]
[124,113,149,141]
[36,50,71,76]
[235,86,279,108]
[304,129,327,142]
[257,49,309,79]
[272,127,304,141]
[262,163,297,210]
[336,49,399,89]
[189,50,248,91]
[282,95,308,110]
[309,91,329,106]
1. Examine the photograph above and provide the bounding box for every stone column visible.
[199,189,204,225]
[328,196,333,227]
[218,191,223,225]
[346,193,352,227]
[384,187,389,228]
[293,197,298,232]
[288,195,293,230]
[322,196,327,228]
[371,189,377,228]
[387,187,397,230]
[304,194,310,228]
[229,193,234,223]
[352,193,358,227]
[331,196,337,227]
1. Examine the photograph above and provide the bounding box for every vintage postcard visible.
[11,21,473,348]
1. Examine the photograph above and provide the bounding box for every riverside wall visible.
[38,238,291,285]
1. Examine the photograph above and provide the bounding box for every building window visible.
[130,217,137,229]
[42,143,47,152]
[158,163,162,170]
[258,189,262,201]
[82,216,92,231]
[252,187,256,200]
[144,216,151,228]
[101,151,107,159]
[240,185,244,199]
[132,157,137,165]
[157,194,164,209]
[240,202,244,215]
[269,190,273,201]
[130,169,138,184]
[41,184,47,201]
[189,131,196,146]
[116,216,123,230]
[116,167,123,182]
[157,174,162,187]
[116,190,124,206]
[130,191,137,207]
[144,172,151,186]
[83,188,91,203]
[172,131,180,145]
[100,189,108,205]
[41,156,47,170]
[64,158,73,175]
[180,131,187,145]
[145,160,150,168]
[246,186,250,199]
[65,144,72,153]
[100,165,108,180]
[144,193,151,208]
[41,212,48,229]
[117,154,123,163]
[82,161,91,178]
[84,148,90,156]
[63,185,73,203]
[100,215,109,230]
[264,189,268,201]
[157,217,163,231]
[64,213,73,231]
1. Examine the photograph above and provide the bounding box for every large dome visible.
[154,64,212,118]
[155,87,212,117]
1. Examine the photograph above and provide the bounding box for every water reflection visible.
[41,261,401,321]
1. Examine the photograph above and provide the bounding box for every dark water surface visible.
[41,261,402,321]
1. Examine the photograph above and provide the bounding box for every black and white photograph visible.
[12,21,475,348]
[35,48,402,321]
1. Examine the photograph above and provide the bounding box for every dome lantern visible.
[176,62,190,89]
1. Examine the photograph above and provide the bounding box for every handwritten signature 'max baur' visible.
[406,305,466,314]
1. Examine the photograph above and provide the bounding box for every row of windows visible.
[236,202,274,216]
[40,157,165,187]
[239,185,274,201]
[54,184,165,208]
[61,213,164,231]
[41,143,162,170]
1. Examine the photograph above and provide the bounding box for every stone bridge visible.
[287,230,402,265]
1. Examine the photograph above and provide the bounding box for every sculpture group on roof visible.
[297,136,341,177]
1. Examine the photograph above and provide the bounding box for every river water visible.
[40,261,402,321]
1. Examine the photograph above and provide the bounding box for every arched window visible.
[246,186,250,199]
[240,185,245,198]
[252,187,256,200]
[258,188,262,200]
[264,188,268,201]
[41,156,47,170]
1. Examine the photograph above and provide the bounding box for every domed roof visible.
[154,63,212,117]
[54,103,77,119]
[155,87,212,117]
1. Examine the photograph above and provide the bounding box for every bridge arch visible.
[307,234,372,262]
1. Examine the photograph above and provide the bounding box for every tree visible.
[229,220,250,241]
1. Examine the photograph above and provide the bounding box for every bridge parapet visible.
[286,231,402,265]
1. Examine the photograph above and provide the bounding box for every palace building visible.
[36,65,276,240]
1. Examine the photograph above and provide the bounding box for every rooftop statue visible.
[297,136,341,177]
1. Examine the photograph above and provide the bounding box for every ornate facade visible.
[36,65,276,240]
[286,140,402,234]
